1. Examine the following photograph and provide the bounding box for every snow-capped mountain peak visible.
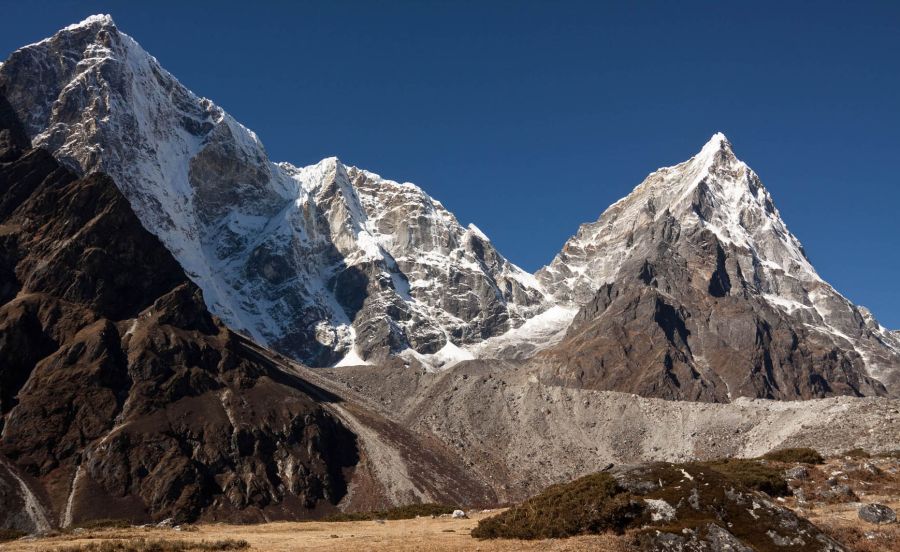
[691,131,732,166]
[1,16,896,391]
[537,133,900,394]
[0,15,547,367]
[536,133,818,302]
[63,13,115,30]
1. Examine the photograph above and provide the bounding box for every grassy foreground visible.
[3,449,898,551]
[51,540,248,552]
[0,513,627,552]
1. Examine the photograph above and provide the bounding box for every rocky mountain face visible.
[1,15,896,400]
[0,15,545,368]
[0,97,360,531]
[536,134,900,400]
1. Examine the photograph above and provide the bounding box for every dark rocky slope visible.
[542,244,886,402]
[0,96,359,531]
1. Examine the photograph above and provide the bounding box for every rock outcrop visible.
[0,96,359,530]
[858,504,896,525]
[472,461,846,550]
[614,462,846,551]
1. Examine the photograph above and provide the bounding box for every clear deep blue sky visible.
[2,1,898,327]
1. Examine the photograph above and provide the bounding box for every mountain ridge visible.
[0,14,547,368]
[1,14,897,398]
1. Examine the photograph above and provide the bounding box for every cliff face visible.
[0,96,359,531]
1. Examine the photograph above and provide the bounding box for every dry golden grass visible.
[786,456,900,552]
[804,500,900,552]
[0,512,630,552]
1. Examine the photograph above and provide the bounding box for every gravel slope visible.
[315,359,900,502]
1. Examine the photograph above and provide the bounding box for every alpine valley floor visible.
[3,455,899,551]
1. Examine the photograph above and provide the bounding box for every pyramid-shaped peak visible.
[62,14,117,32]
[696,131,733,159]
[319,156,343,169]
[683,132,744,178]
[708,131,730,145]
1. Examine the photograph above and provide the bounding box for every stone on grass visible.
[784,466,809,480]
[858,504,896,525]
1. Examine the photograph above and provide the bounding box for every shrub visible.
[818,519,900,552]
[324,503,456,522]
[73,519,135,530]
[699,459,791,497]
[876,450,900,459]
[762,447,824,464]
[53,538,249,551]
[471,473,642,540]
[841,448,872,459]
[0,528,26,542]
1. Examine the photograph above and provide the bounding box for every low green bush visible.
[699,459,791,497]
[762,447,824,464]
[0,528,26,542]
[470,473,642,540]
[324,503,456,522]
[72,519,135,530]
[841,448,871,459]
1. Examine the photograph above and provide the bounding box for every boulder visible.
[858,504,897,525]
[821,484,856,501]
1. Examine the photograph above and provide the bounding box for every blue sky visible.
[2,1,898,327]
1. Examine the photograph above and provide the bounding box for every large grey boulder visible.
[858,503,897,525]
